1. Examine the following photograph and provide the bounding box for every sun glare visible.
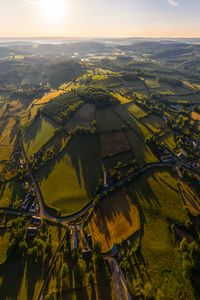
[39,0,67,23]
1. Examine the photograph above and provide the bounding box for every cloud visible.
[167,0,179,6]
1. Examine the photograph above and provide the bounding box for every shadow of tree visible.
[0,256,25,300]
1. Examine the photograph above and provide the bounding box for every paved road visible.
[106,257,132,300]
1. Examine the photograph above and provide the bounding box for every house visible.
[27,227,37,237]
[82,249,92,260]
[31,216,41,226]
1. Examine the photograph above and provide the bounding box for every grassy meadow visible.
[128,169,194,299]
[23,115,57,158]
[36,135,103,216]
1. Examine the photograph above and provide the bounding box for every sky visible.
[0,0,200,38]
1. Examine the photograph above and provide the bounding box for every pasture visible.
[114,105,151,139]
[128,169,193,298]
[23,115,57,158]
[36,135,103,216]
[126,130,158,164]
[0,118,18,161]
[112,93,131,104]
[34,90,64,105]
[127,103,147,119]
[0,229,10,264]
[179,181,200,217]
[87,189,140,252]
[100,131,130,158]
[140,114,166,133]
[161,132,177,151]
[0,179,23,208]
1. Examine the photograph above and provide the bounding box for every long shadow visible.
[26,259,43,300]
[36,134,103,208]
[9,119,19,144]
[0,120,8,137]
[0,256,25,300]
[95,263,113,300]
[24,114,43,149]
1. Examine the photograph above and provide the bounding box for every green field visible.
[23,115,57,158]
[127,103,147,119]
[114,105,151,139]
[162,133,177,151]
[0,179,23,209]
[126,130,158,164]
[140,114,167,133]
[0,229,10,264]
[36,135,103,216]
[128,169,194,299]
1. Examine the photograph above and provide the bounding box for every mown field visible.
[0,118,18,161]
[36,135,103,216]
[34,90,64,105]
[126,130,158,164]
[87,189,140,252]
[23,115,57,158]
[127,103,147,119]
[161,132,177,151]
[0,229,10,265]
[128,169,194,299]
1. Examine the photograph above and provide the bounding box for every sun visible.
[39,0,67,22]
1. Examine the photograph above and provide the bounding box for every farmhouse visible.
[27,227,37,237]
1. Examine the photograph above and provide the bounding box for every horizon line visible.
[0,36,200,40]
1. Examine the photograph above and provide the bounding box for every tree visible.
[87,271,95,285]
[60,262,68,280]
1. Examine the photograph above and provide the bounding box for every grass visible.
[0,179,23,208]
[145,78,159,89]
[162,133,177,151]
[126,130,158,165]
[87,189,140,252]
[100,131,131,158]
[113,105,151,139]
[0,229,10,264]
[140,114,167,133]
[112,93,131,104]
[0,118,18,160]
[128,169,194,299]
[34,90,64,105]
[23,115,57,158]
[36,135,103,216]
[127,103,147,119]
[179,181,200,217]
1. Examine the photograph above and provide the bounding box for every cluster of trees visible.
[179,238,200,279]
[7,217,52,263]
[42,91,83,125]
[79,87,119,108]
[68,121,96,137]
